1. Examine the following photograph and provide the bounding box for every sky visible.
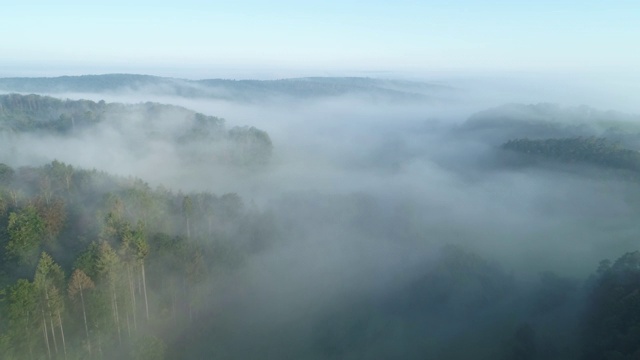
[1,0,639,79]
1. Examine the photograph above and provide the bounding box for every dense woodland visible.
[502,137,640,176]
[459,103,640,150]
[0,160,277,359]
[0,94,272,167]
[2,159,639,359]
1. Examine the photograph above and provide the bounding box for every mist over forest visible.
[2,74,640,359]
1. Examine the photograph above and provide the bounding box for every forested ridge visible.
[501,137,640,175]
[0,75,447,102]
[0,161,639,359]
[0,94,272,167]
[0,93,222,134]
[458,103,640,150]
[0,160,275,359]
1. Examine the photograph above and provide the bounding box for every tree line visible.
[502,137,640,174]
[0,94,273,167]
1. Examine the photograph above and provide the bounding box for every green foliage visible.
[73,242,101,279]
[0,160,278,358]
[3,279,38,358]
[227,126,273,166]
[415,244,515,311]
[34,252,64,290]
[583,251,640,359]
[96,241,120,285]
[463,104,640,136]
[0,163,14,186]
[0,93,104,133]
[502,137,640,175]
[0,93,274,167]
[504,324,536,360]
[6,206,45,264]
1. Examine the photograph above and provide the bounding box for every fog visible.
[2,74,640,358]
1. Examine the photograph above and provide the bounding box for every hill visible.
[0,93,272,167]
[458,103,640,149]
[0,74,451,103]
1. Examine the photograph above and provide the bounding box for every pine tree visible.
[34,252,65,358]
[68,269,95,356]
[6,279,38,359]
[6,206,46,265]
[96,241,123,344]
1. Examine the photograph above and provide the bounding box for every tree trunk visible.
[172,290,176,324]
[79,287,92,355]
[27,311,34,360]
[44,286,58,355]
[112,286,122,344]
[182,278,187,322]
[65,173,72,192]
[10,190,19,207]
[49,315,58,354]
[96,325,103,358]
[126,312,131,338]
[142,261,149,321]
[58,311,67,359]
[128,265,137,330]
[42,309,51,359]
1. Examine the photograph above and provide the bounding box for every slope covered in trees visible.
[458,103,640,149]
[501,137,640,175]
[0,161,276,359]
[0,94,272,167]
[582,251,640,359]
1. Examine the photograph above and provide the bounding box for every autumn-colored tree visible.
[68,268,95,355]
[33,197,66,243]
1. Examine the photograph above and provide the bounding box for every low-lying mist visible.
[2,75,640,358]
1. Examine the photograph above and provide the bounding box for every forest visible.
[501,137,640,175]
[0,94,272,168]
[3,158,640,359]
[0,159,275,359]
[1,82,640,359]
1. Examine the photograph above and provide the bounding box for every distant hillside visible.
[501,137,640,179]
[0,93,222,134]
[0,74,451,102]
[459,103,640,149]
[0,93,272,167]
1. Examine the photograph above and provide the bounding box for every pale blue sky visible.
[1,0,639,78]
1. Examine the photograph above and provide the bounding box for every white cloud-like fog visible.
[2,75,638,275]
[2,74,640,358]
